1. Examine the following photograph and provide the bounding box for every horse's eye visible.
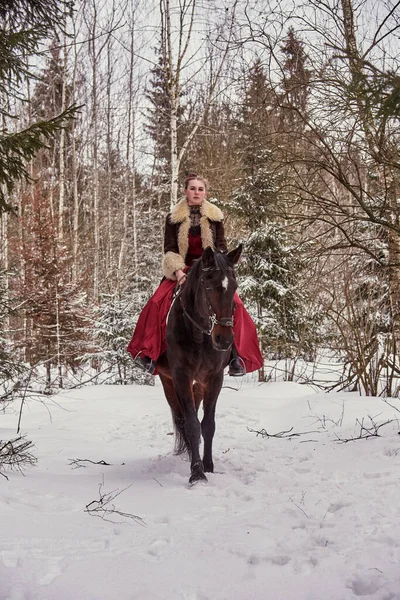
[206,285,212,292]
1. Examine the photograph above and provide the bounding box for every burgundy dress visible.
[127,232,263,374]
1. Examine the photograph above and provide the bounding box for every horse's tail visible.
[171,381,203,456]
[159,372,190,456]
[171,411,190,456]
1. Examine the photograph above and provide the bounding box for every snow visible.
[1,378,400,600]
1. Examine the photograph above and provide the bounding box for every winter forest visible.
[1,0,400,399]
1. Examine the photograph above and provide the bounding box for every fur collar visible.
[170,197,223,224]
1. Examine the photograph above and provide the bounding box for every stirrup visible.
[228,356,246,377]
[133,354,156,375]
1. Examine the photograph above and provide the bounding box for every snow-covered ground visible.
[1,378,400,600]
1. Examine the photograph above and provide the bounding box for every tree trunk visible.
[55,290,63,388]
[71,23,79,284]
[387,172,400,346]
[90,1,100,300]
[106,33,113,281]
[160,0,236,208]
[58,32,67,242]
[118,11,137,286]
[170,96,179,209]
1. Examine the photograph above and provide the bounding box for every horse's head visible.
[200,245,242,351]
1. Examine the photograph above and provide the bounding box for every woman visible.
[127,173,263,376]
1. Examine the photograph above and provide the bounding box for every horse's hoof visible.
[189,470,208,485]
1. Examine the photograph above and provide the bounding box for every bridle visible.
[179,266,235,336]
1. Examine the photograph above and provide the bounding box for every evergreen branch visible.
[0,28,45,90]
[0,104,80,213]
[0,1,73,32]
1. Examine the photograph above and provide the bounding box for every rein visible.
[179,267,234,336]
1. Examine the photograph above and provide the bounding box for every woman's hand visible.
[175,269,186,286]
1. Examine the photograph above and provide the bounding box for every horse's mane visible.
[186,250,232,285]
[178,250,234,344]
[185,254,203,283]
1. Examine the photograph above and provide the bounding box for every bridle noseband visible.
[179,266,235,336]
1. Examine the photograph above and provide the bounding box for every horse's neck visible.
[181,282,209,343]
[181,277,199,315]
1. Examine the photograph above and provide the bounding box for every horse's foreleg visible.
[173,370,207,484]
[159,373,187,455]
[202,370,224,473]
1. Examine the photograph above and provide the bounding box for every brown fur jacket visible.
[162,197,227,280]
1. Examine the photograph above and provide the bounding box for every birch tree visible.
[117,2,138,288]
[85,0,101,300]
[158,0,239,208]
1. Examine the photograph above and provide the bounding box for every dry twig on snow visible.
[69,458,112,468]
[247,426,321,439]
[335,417,397,443]
[85,477,145,527]
[0,435,37,479]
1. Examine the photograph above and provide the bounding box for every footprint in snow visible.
[147,536,172,560]
[383,447,400,457]
[363,471,391,480]
[38,556,64,585]
[266,555,291,566]
[347,570,386,596]
[1,550,20,568]
[293,555,318,575]
[247,554,291,567]
[327,501,352,513]
[295,466,311,474]
[179,587,209,600]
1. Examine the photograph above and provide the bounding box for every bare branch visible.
[85,477,145,527]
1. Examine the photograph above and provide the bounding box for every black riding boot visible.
[133,354,156,375]
[228,346,246,377]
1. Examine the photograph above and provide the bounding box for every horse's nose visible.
[213,330,233,351]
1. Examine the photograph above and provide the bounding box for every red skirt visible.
[127,276,263,375]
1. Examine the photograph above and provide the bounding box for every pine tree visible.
[0,0,78,214]
[12,184,89,387]
[228,60,320,365]
[239,226,320,361]
[182,101,242,206]
[30,41,74,179]
[88,293,153,385]
[279,27,311,129]
[145,45,187,210]
[228,60,282,226]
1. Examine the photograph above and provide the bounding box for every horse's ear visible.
[227,244,243,265]
[202,246,215,270]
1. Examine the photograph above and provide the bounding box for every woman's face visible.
[185,179,206,206]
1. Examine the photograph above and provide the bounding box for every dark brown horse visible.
[156,245,242,485]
